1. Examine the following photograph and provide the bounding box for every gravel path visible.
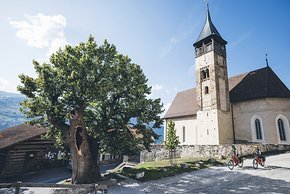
[109,152,290,193]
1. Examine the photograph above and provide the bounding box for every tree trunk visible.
[69,110,102,184]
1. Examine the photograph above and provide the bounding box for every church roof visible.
[230,66,290,102]
[193,3,226,47]
[163,88,198,119]
[164,66,290,119]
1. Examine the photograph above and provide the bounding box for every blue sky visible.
[1,0,290,114]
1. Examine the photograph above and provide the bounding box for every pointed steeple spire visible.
[206,1,211,24]
[193,2,226,47]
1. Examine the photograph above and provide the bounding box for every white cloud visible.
[47,37,68,56]
[9,13,68,56]
[147,84,163,99]
[0,78,8,91]
[152,84,163,91]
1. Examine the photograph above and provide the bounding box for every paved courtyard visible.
[109,152,290,193]
[1,153,290,193]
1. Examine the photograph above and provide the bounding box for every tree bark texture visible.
[69,111,102,184]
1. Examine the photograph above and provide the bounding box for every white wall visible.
[196,109,233,145]
[196,110,219,145]
[164,116,198,145]
[233,98,290,144]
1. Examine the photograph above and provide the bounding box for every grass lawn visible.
[120,157,224,182]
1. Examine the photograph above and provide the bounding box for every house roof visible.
[164,66,290,119]
[0,124,48,149]
[193,3,227,47]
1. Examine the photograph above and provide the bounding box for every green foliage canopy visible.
[18,35,163,155]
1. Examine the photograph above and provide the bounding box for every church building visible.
[163,4,290,145]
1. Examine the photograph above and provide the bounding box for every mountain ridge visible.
[0,91,24,98]
[0,91,26,131]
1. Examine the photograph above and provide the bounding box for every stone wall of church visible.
[232,98,290,144]
[140,143,290,162]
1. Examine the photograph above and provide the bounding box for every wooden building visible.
[0,124,54,179]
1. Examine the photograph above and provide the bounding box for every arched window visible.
[201,70,206,79]
[275,115,289,143]
[205,86,209,94]
[278,119,286,141]
[250,115,264,142]
[205,68,209,78]
[201,68,209,81]
[255,119,262,140]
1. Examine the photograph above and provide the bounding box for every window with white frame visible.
[250,115,264,142]
[275,114,289,143]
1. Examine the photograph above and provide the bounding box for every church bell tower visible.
[193,3,233,144]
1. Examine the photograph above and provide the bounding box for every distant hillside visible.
[153,126,164,144]
[0,91,27,131]
[0,91,24,98]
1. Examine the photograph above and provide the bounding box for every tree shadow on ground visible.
[120,166,290,194]
[235,165,290,171]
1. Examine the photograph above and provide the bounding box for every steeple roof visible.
[194,3,226,46]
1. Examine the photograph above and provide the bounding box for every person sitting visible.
[220,145,239,160]
[227,145,239,158]
[230,145,238,156]
[226,145,243,165]
[252,146,265,162]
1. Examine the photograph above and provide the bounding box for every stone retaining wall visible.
[140,144,290,163]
